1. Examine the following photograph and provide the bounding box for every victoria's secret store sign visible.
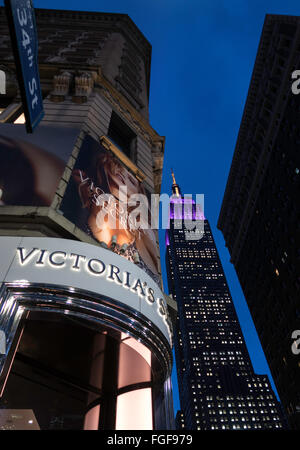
[16,245,173,340]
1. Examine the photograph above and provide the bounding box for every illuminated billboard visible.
[0,124,79,206]
[61,135,160,284]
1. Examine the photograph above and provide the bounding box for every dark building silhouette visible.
[166,173,285,430]
[218,14,300,430]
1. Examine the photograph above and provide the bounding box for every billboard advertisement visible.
[0,124,79,206]
[61,134,160,285]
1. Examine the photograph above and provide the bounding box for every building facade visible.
[218,14,300,430]
[0,7,174,430]
[166,175,285,430]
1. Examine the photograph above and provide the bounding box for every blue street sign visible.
[5,0,44,133]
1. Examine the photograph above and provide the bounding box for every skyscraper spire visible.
[171,168,177,185]
[171,168,181,197]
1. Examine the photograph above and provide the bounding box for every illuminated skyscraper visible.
[165,174,285,430]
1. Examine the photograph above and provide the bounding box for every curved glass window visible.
[0,308,173,430]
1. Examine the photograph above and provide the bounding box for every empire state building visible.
[165,172,285,430]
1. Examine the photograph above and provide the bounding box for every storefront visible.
[0,236,173,430]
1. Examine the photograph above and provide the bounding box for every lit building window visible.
[14,113,26,124]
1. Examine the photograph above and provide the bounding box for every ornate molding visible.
[73,71,95,103]
[50,70,72,102]
[49,70,97,103]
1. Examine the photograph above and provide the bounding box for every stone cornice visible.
[0,6,152,99]
[34,8,152,98]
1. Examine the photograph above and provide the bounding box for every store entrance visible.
[0,310,142,430]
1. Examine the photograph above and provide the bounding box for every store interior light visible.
[14,113,25,124]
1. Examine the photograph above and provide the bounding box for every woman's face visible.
[102,159,140,199]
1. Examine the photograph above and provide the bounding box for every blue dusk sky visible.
[2,0,300,414]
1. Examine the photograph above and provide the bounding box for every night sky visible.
[2,0,300,414]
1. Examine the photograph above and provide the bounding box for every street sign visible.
[4,0,44,133]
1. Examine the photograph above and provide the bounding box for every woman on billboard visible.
[62,135,160,285]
